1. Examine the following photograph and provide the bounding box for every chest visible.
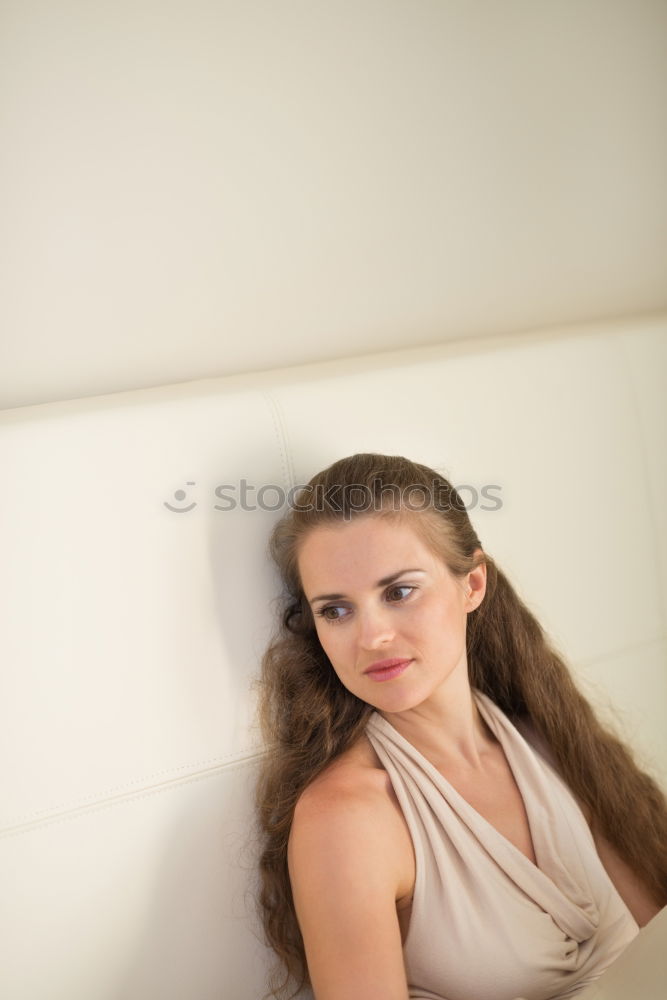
[452,766,537,865]
[395,755,537,945]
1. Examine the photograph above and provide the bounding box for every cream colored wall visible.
[2,0,667,410]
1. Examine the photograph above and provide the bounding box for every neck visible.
[378,667,497,772]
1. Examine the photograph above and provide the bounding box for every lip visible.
[363,658,412,681]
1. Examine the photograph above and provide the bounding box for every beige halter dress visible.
[364,688,639,1000]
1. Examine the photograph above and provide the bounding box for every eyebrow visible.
[308,569,427,605]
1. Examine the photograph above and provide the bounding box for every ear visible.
[464,549,487,612]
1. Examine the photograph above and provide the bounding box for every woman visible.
[254,453,667,1000]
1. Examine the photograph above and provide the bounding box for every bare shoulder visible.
[289,734,414,902]
[288,737,415,998]
[297,734,391,804]
[292,736,398,838]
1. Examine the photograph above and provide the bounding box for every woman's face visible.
[296,514,485,714]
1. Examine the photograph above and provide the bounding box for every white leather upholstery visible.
[1,316,665,999]
[576,905,667,999]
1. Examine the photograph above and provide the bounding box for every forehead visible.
[297,515,441,591]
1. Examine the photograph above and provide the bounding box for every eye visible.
[386,584,415,603]
[314,604,349,624]
[314,585,416,626]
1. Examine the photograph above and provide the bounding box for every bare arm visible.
[288,773,568,1000]
[288,779,411,1000]
[588,822,662,928]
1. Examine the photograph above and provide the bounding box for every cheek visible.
[414,593,446,623]
[415,597,464,641]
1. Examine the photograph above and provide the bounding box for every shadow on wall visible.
[114,758,274,1000]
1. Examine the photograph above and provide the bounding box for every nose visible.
[356,603,396,650]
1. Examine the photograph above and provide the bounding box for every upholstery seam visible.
[1,745,264,829]
[578,633,665,670]
[262,390,296,490]
[0,752,265,840]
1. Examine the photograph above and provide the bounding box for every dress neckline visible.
[366,689,542,874]
[364,688,601,940]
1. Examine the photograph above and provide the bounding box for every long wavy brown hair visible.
[252,453,667,1000]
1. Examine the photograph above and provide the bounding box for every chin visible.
[365,687,424,714]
